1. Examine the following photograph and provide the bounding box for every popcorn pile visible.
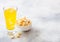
[17,17,31,27]
[8,31,22,39]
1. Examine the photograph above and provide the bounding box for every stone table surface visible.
[0,0,60,42]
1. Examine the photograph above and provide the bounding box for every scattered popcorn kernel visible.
[15,33,21,38]
[8,32,14,36]
[10,35,15,39]
[18,32,22,35]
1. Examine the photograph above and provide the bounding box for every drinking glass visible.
[3,7,17,31]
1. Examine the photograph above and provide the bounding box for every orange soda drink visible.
[4,8,17,30]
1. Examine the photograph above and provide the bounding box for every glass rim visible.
[3,7,18,11]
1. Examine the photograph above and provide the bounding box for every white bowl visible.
[18,24,32,32]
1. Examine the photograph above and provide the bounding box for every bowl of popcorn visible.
[17,17,32,32]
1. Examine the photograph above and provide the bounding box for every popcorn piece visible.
[8,32,14,36]
[16,35,20,38]
[15,32,22,38]
[10,35,15,39]
[18,32,22,35]
[8,32,15,39]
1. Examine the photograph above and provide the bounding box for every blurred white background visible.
[0,0,60,42]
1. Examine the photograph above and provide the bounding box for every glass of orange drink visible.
[4,7,17,31]
[3,7,17,38]
[3,7,23,39]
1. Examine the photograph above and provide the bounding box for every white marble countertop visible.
[0,0,60,42]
